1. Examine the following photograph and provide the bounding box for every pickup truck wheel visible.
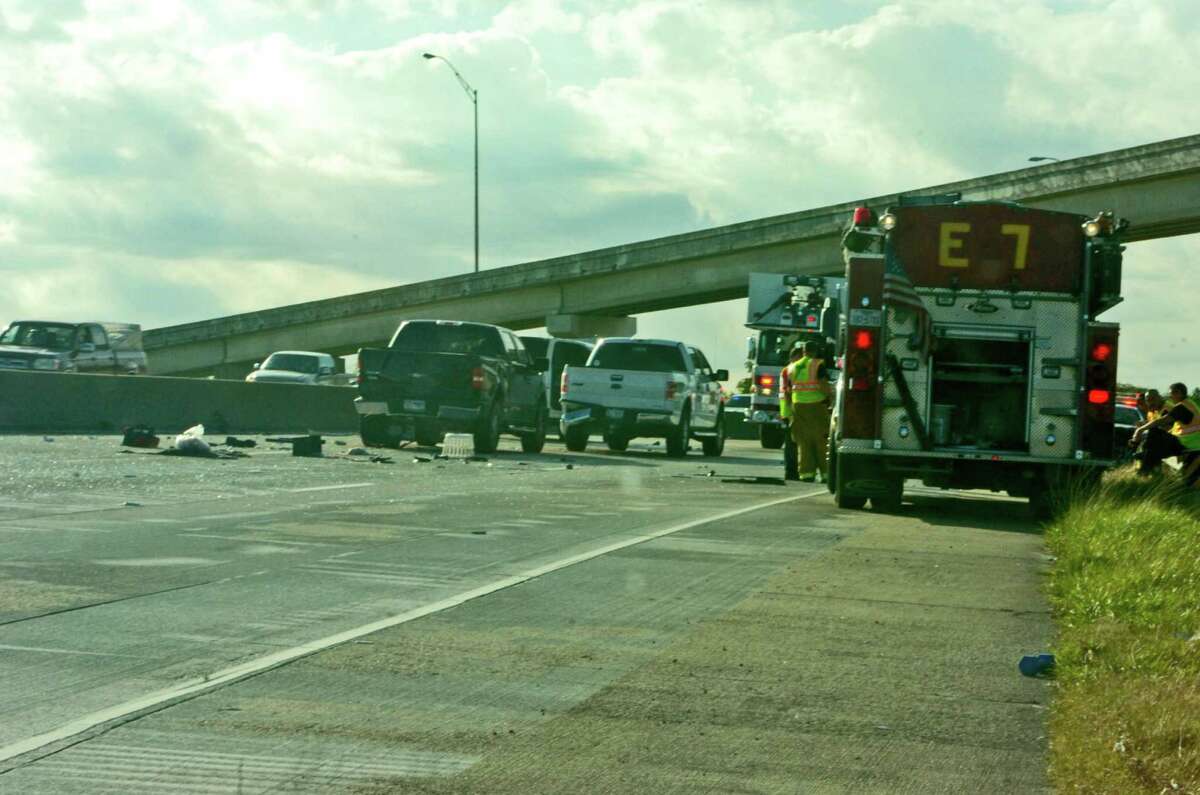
[360,417,390,449]
[701,413,725,457]
[760,424,785,450]
[604,434,629,452]
[666,410,691,458]
[564,424,589,452]
[474,401,502,454]
[416,429,442,447]
[521,405,547,454]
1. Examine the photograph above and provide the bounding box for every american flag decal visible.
[883,241,932,360]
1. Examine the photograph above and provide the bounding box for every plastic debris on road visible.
[442,433,475,459]
[1018,653,1056,677]
[174,424,210,456]
[292,435,324,457]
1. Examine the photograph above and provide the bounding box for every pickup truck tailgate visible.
[563,367,678,412]
[359,349,481,411]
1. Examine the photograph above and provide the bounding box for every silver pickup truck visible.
[0,321,148,374]
[559,338,728,457]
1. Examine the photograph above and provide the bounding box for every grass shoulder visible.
[1046,469,1200,793]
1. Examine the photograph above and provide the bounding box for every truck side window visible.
[76,326,93,347]
[503,331,528,364]
[91,326,110,350]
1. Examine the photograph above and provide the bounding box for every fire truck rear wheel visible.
[871,478,904,512]
[759,424,785,450]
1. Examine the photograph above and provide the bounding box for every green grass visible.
[1046,468,1200,793]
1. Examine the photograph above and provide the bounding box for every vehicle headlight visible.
[33,358,59,370]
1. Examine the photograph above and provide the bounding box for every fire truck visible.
[826,196,1125,515]
[744,273,844,448]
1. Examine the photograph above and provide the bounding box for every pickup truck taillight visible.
[665,380,678,401]
[560,368,569,396]
[471,366,486,390]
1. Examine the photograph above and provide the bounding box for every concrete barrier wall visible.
[0,370,360,434]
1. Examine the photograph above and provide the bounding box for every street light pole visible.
[423,52,479,273]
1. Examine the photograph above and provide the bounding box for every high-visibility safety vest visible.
[1170,397,1200,450]
[779,356,826,419]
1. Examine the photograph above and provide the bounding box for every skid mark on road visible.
[0,489,824,770]
[17,737,476,793]
[287,482,374,494]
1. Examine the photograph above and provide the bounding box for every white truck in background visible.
[558,338,728,457]
[744,273,844,448]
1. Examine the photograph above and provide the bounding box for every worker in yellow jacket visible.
[1133,382,1200,485]
[779,341,832,482]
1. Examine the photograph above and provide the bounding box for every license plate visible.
[403,399,426,412]
[563,408,592,423]
[607,409,625,419]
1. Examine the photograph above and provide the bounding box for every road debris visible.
[222,436,257,448]
[121,426,160,449]
[1018,653,1056,677]
[174,424,210,457]
[291,435,323,457]
[347,447,371,457]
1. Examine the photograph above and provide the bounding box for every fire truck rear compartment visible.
[929,334,1031,452]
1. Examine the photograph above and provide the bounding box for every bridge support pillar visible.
[545,314,636,339]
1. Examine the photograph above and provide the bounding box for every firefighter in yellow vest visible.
[1132,382,1200,485]
[779,341,831,482]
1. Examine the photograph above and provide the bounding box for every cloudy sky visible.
[0,0,1196,388]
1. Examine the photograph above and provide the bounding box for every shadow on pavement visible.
[890,491,1042,535]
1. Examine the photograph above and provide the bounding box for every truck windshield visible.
[262,353,320,374]
[589,342,686,372]
[0,322,76,351]
[390,322,503,356]
[756,330,802,367]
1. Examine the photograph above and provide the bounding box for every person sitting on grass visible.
[1131,382,1200,485]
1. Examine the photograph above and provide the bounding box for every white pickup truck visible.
[558,338,728,457]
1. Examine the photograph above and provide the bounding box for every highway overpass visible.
[144,134,1200,377]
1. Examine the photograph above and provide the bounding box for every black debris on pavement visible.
[223,436,257,448]
[122,426,160,449]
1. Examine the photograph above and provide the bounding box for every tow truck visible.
[744,273,844,448]
[826,196,1125,516]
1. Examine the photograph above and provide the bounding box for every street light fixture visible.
[423,52,479,274]
[1028,156,1061,163]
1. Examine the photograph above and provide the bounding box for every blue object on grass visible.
[1019,653,1056,677]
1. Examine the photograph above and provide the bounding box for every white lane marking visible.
[180,533,335,548]
[0,644,133,658]
[0,489,825,766]
[288,482,374,494]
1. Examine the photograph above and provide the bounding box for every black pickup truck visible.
[355,320,548,453]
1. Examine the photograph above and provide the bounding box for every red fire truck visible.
[826,196,1126,515]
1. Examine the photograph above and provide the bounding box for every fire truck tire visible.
[760,424,785,450]
[666,409,691,457]
[835,483,867,510]
[871,478,904,512]
[563,425,589,452]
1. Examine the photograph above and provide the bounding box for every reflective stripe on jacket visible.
[779,357,825,419]
[1172,397,1200,450]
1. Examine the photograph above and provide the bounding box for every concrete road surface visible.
[0,434,1053,793]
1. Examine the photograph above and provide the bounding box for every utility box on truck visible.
[826,198,1125,515]
[744,272,844,449]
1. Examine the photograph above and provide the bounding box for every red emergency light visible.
[852,206,875,227]
[1087,389,1111,405]
[853,330,874,350]
[1091,342,1113,362]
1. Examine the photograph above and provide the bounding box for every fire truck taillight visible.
[1080,324,1119,458]
[853,330,874,350]
[1088,389,1111,405]
[1091,342,1113,362]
